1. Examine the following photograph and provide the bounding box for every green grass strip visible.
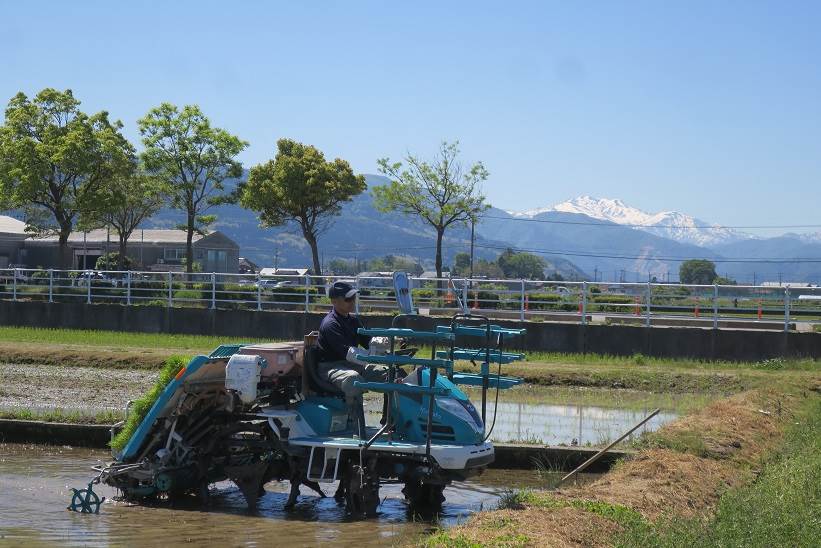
[0,326,271,351]
[110,355,189,451]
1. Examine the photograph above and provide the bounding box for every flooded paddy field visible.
[0,443,587,547]
[0,361,706,447]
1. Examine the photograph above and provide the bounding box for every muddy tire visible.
[344,460,380,518]
[402,480,445,509]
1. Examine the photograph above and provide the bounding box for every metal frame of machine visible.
[92,280,526,518]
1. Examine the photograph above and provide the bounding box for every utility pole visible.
[469,218,475,279]
[593,267,598,282]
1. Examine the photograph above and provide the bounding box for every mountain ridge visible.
[507,195,750,248]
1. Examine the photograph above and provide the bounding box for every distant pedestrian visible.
[733,298,738,308]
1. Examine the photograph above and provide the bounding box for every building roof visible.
[0,215,27,234]
[25,228,205,245]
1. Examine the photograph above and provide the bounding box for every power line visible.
[482,214,821,231]
[474,243,821,264]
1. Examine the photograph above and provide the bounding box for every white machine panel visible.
[226,354,265,403]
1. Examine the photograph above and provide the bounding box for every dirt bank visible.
[428,385,819,547]
[0,342,174,369]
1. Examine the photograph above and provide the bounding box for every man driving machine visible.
[316,281,389,436]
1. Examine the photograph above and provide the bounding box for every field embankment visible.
[425,383,821,547]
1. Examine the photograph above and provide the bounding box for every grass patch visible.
[423,530,530,548]
[0,325,271,352]
[0,407,123,424]
[638,428,709,458]
[518,351,820,372]
[109,355,188,451]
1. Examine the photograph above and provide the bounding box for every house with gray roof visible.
[1,215,240,272]
[0,216,28,268]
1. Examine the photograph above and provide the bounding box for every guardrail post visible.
[462,279,469,315]
[87,272,92,304]
[256,273,262,311]
[48,269,53,303]
[126,271,131,305]
[581,281,588,326]
[784,286,791,333]
[12,269,17,301]
[304,275,310,313]
[520,280,525,321]
[645,282,651,327]
[167,271,172,308]
[713,284,719,329]
[211,272,216,310]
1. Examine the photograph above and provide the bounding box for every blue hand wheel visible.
[67,482,105,514]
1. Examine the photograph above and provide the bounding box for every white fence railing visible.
[1,268,819,332]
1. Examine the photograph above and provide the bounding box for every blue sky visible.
[2,1,820,232]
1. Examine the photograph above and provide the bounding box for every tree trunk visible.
[58,223,72,270]
[186,213,195,274]
[305,230,322,277]
[118,236,128,271]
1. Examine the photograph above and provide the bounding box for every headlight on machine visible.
[436,397,484,434]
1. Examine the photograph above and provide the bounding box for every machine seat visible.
[304,345,345,397]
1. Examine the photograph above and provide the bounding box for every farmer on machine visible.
[316,281,389,434]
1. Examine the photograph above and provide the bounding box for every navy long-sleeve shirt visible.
[316,308,371,363]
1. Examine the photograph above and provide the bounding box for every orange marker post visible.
[757,299,763,320]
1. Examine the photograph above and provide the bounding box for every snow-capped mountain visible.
[508,196,750,248]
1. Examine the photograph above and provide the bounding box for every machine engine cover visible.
[239,343,301,377]
[226,354,264,403]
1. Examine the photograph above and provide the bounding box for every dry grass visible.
[429,507,623,547]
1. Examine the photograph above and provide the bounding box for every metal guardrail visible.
[0,268,819,332]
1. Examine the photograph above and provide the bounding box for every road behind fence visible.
[1,268,819,333]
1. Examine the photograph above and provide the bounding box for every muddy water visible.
[0,444,554,548]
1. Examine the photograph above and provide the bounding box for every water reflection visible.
[482,402,676,445]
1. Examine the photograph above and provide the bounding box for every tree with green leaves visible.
[497,248,547,279]
[79,167,169,269]
[452,252,472,276]
[0,88,135,267]
[240,139,366,276]
[138,103,247,273]
[679,259,718,285]
[374,141,489,280]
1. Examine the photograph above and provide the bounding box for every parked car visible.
[255,279,298,292]
[74,271,118,287]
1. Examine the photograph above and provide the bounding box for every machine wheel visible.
[402,480,445,509]
[344,459,380,518]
